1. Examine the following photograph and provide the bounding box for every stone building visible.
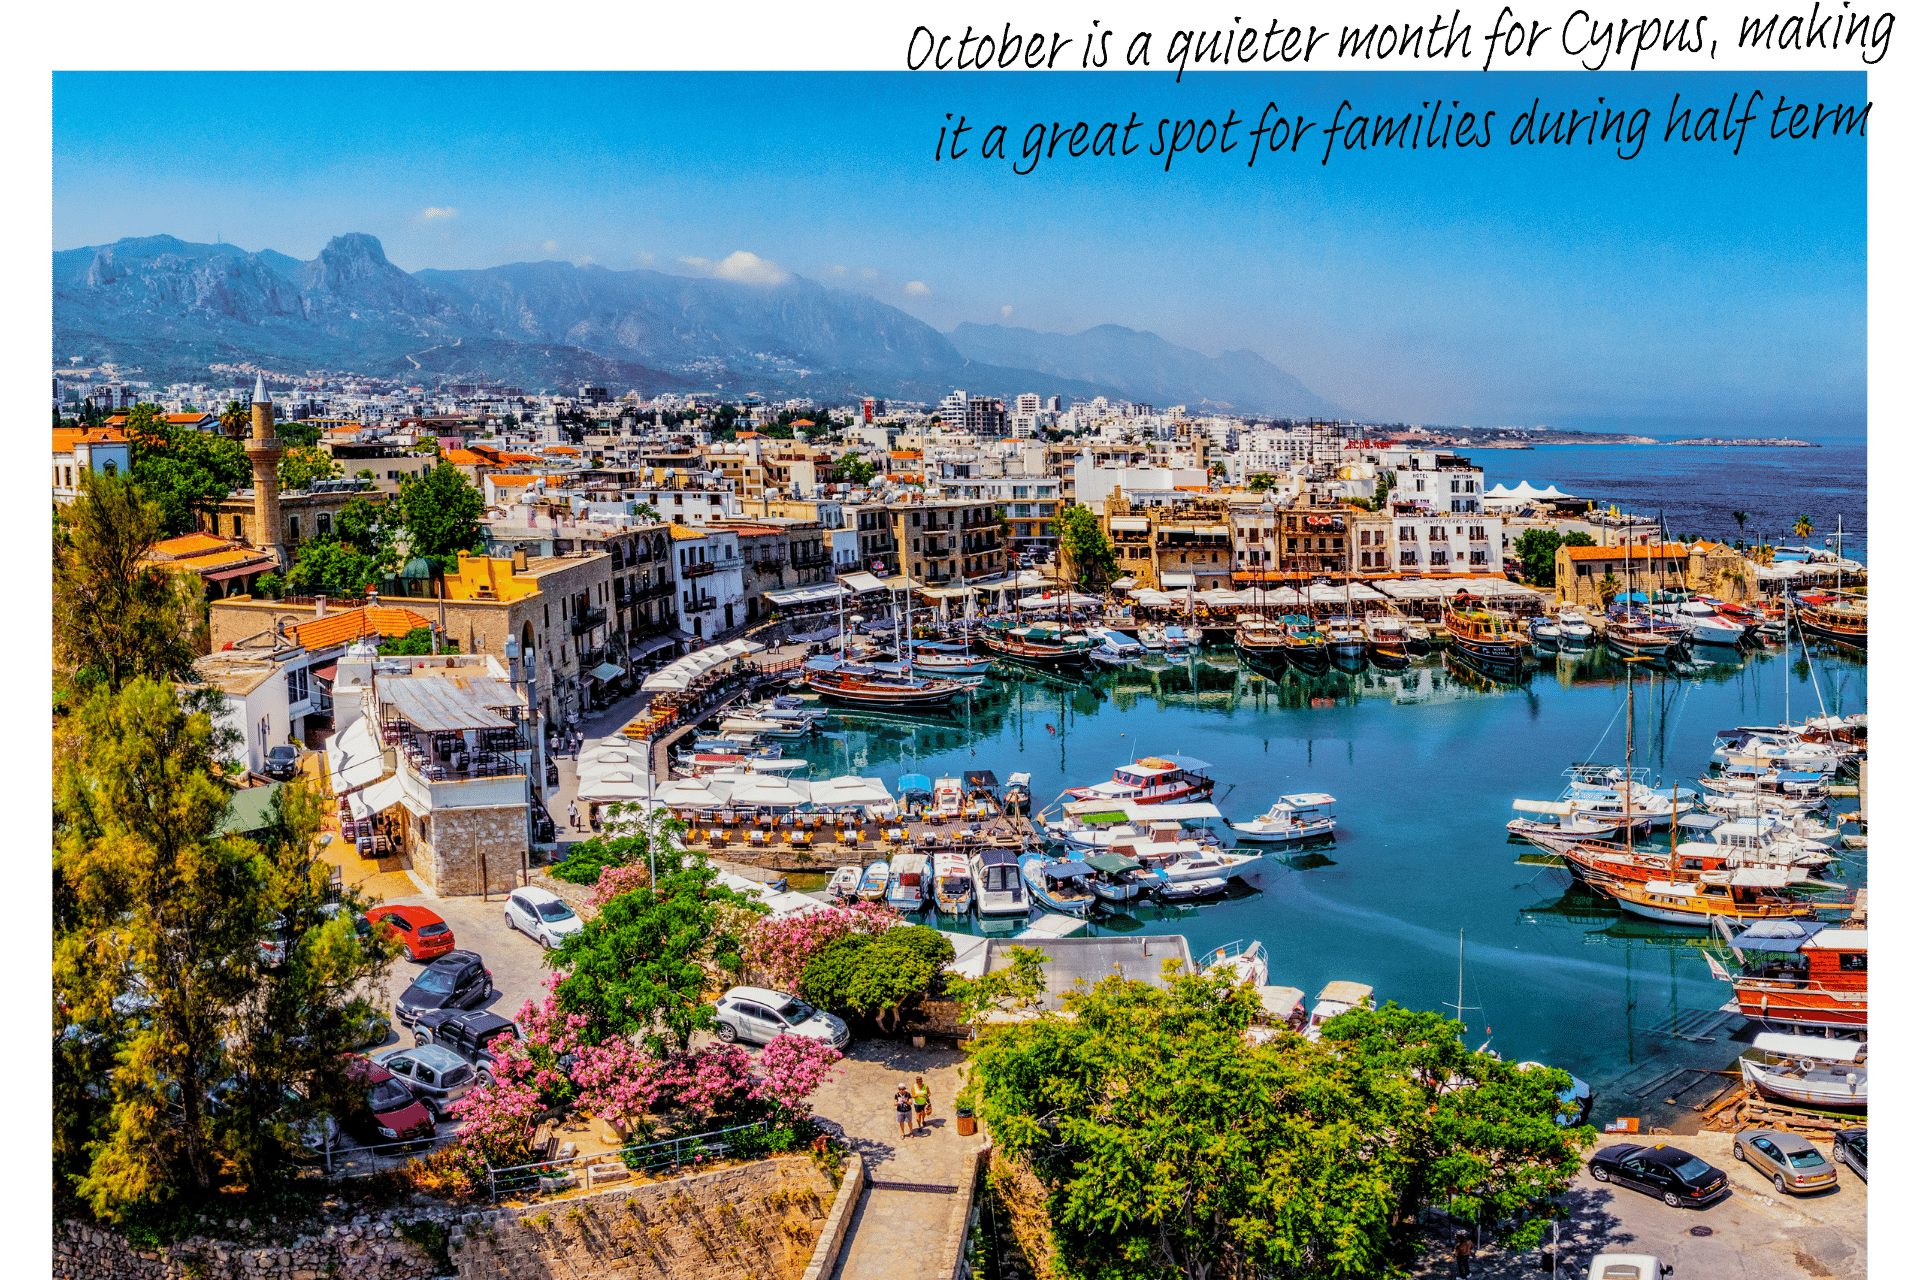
[1554,540,1759,607]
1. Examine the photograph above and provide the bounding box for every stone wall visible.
[53,1156,840,1280]
[425,804,527,897]
[451,1155,837,1280]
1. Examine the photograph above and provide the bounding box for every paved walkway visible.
[807,1042,985,1280]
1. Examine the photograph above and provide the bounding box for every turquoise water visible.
[793,640,1866,1084]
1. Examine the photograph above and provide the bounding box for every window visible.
[1838,952,1866,972]
[1430,550,1448,565]
[235,515,244,537]
[317,513,331,538]
[288,515,301,542]
[103,461,117,476]
[1450,478,1460,492]
[1400,549,1418,566]
[285,667,310,706]
[1469,526,1485,540]
[1399,525,1414,542]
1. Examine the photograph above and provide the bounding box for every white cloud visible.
[1001,304,1014,317]
[541,240,559,254]
[634,251,657,267]
[859,267,879,281]
[419,206,458,221]
[679,250,790,285]
[904,281,932,296]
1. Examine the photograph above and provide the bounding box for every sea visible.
[786,441,1868,1093]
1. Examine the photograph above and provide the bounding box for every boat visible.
[1003,772,1032,813]
[1555,607,1595,643]
[1018,854,1096,916]
[885,852,931,912]
[1162,624,1196,654]
[1402,616,1435,651]
[1671,599,1748,647]
[1604,604,1682,658]
[1794,597,1867,648]
[1737,1034,1866,1109]
[1154,875,1228,902]
[969,846,1028,916]
[1507,799,1621,840]
[1711,729,1851,774]
[1528,617,1562,647]
[1136,622,1168,651]
[907,640,994,678]
[1303,981,1374,1041]
[1516,1061,1595,1126]
[1280,614,1329,667]
[1202,938,1270,988]
[1703,913,1868,1032]
[1588,867,1823,926]
[1083,851,1157,902]
[930,850,975,915]
[1066,755,1216,805]
[1233,615,1290,668]
[856,859,890,901]
[1698,764,1829,809]
[1229,793,1337,845]
[825,864,863,901]
[1138,846,1264,884]
[1558,764,1695,828]
[1443,598,1526,664]
[932,776,964,819]
[1363,614,1411,664]
[1044,799,1226,853]
[801,657,968,709]
[1088,628,1145,666]
[1323,615,1368,659]
[977,619,1097,668]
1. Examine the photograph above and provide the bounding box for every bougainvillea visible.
[589,861,653,907]
[744,902,900,992]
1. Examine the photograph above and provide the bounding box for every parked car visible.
[711,986,849,1048]
[1588,1142,1729,1207]
[1832,1127,1866,1181]
[208,1077,340,1159]
[393,951,493,1027]
[368,905,456,961]
[373,1043,481,1120]
[263,745,301,780]
[1586,1257,1672,1280]
[1734,1127,1838,1194]
[503,886,584,949]
[340,1056,435,1144]
[412,1008,519,1082]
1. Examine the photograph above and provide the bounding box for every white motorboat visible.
[1155,875,1228,901]
[1505,798,1619,840]
[1672,599,1749,646]
[1136,622,1168,651]
[1528,617,1562,646]
[1555,607,1595,642]
[1303,981,1375,1041]
[1088,628,1145,666]
[1083,851,1159,902]
[1402,617,1434,650]
[825,864,863,901]
[1738,1033,1866,1109]
[1560,764,1696,827]
[1229,793,1337,845]
[969,846,1028,916]
[1140,848,1263,884]
[1162,624,1196,654]
[1202,938,1270,988]
[931,850,973,914]
[885,852,931,912]
[908,641,994,678]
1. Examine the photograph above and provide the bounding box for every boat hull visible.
[805,676,963,708]
[1229,818,1335,845]
[1739,1057,1867,1109]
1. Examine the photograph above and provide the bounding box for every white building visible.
[669,523,749,639]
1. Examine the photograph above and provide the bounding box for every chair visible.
[749,830,767,848]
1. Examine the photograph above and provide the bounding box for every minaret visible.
[246,373,287,565]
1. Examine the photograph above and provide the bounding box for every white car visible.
[503,887,584,949]
[712,986,850,1048]
[1587,1257,1672,1280]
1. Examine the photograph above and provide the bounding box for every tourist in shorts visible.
[895,1085,914,1139]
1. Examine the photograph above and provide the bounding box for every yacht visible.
[1554,607,1595,643]
[931,851,973,915]
[1671,599,1748,646]
[1019,853,1097,916]
[1443,600,1525,664]
[1559,764,1696,828]
[969,847,1028,917]
[1088,628,1146,666]
[1528,617,1562,647]
[885,852,931,913]
[1228,793,1337,846]
[907,641,994,678]
[977,619,1098,669]
[1202,939,1270,989]
[1066,755,1216,805]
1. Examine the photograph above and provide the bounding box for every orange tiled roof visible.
[889,450,921,460]
[1565,542,1693,561]
[150,532,232,558]
[543,445,581,455]
[53,426,128,452]
[445,449,484,465]
[291,605,435,651]
[486,474,538,486]
[165,412,215,425]
[500,452,540,463]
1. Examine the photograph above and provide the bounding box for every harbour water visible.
[792,639,1866,1089]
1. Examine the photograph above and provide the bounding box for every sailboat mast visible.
[1456,929,1465,1042]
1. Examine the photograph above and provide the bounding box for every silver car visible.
[374,1043,481,1121]
[1734,1127,1839,1194]
[503,887,584,949]
[712,986,849,1048]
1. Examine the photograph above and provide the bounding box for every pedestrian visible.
[911,1076,932,1133]
[894,1086,914,1139]
[1453,1232,1472,1277]
[567,801,580,830]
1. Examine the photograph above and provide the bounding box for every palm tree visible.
[1597,571,1622,606]
[1793,513,1814,540]
[1731,510,1748,538]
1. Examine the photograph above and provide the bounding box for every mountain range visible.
[54,233,1339,416]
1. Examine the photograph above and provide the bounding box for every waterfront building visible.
[1554,540,1759,606]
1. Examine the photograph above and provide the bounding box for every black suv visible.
[263,745,301,781]
[1589,1142,1729,1207]
[393,950,493,1027]
[412,1008,520,1081]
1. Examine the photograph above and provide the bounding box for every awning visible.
[765,583,847,606]
[356,773,410,817]
[325,717,387,794]
[1109,518,1149,532]
[839,572,887,594]
[309,662,339,683]
[653,779,728,808]
[1085,852,1140,874]
[589,662,626,681]
[1752,1032,1866,1061]
[576,771,652,802]
[216,782,283,835]
[629,634,679,658]
[812,775,894,806]
[897,773,933,796]
[1729,919,1827,952]
[377,676,516,731]
[725,776,813,807]
[640,638,767,692]
[1161,574,1196,589]
[1111,576,1138,589]
[205,560,275,582]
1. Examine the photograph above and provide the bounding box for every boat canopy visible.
[1041,861,1092,880]
[1142,753,1212,771]
[1729,867,1794,887]
[1315,980,1374,1005]
[1007,772,1031,787]
[976,847,1019,868]
[1752,1032,1866,1061]
[1258,986,1306,1021]
[1085,852,1142,874]
[1278,793,1337,808]
[1120,801,1221,822]
[964,770,1001,790]
[1062,798,1131,820]
[1729,919,1827,952]
[897,773,934,797]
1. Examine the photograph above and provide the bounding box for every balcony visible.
[682,594,718,613]
[570,606,608,635]
[682,560,715,578]
[636,580,675,602]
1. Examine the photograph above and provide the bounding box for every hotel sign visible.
[1302,514,1346,532]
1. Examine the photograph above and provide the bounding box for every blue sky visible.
[53,71,1865,433]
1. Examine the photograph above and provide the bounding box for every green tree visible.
[395,460,486,561]
[285,538,384,599]
[53,470,200,694]
[549,857,761,1053]
[126,406,252,536]
[831,452,878,486]
[1793,513,1814,539]
[964,970,1583,1280]
[1514,529,1564,586]
[946,944,1049,1023]
[1247,473,1276,492]
[799,925,954,1032]
[333,496,397,565]
[254,572,285,600]
[1596,571,1622,605]
[1561,532,1595,549]
[54,681,396,1218]
[218,400,249,439]
[411,438,440,455]
[276,445,341,493]
[277,420,322,449]
[1058,504,1119,588]
[1731,510,1749,538]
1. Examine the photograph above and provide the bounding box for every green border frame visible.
[15,7,1896,1274]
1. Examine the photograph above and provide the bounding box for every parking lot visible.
[1411,1129,1865,1278]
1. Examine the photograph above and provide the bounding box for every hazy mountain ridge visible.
[54,233,1335,414]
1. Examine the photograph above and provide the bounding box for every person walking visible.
[1453,1233,1473,1277]
[894,1085,914,1139]
[567,801,580,830]
[911,1076,932,1134]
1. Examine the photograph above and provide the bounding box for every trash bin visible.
[955,1106,976,1137]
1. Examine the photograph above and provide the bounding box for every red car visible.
[341,1056,436,1145]
[367,906,456,961]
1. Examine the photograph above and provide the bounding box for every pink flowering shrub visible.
[746,902,899,992]
[749,1035,842,1118]
[589,861,654,906]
